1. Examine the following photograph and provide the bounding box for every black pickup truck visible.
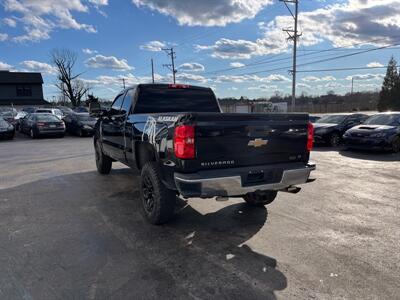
[90,84,315,224]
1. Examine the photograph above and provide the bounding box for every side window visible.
[120,89,134,115]
[111,94,125,113]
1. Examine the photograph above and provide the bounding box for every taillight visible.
[174,125,195,159]
[307,122,314,151]
[37,122,46,127]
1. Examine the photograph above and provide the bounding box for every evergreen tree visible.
[378,56,400,111]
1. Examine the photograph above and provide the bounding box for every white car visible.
[35,108,64,119]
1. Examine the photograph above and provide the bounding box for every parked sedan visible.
[22,107,36,114]
[309,115,321,123]
[19,113,65,139]
[313,113,368,146]
[63,113,97,136]
[56,106,74,116]
[73,106,89,113]
[35,108,64,119]
[0,117,15,140]
[343,112,400,152]
[14,111,28,130]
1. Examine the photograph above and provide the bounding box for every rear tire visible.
[140,162,176,225]
[30,128,37,139]
[94,139,112,174]
[328,132,341,147]
[392,136,400,153]
[243,191,277,207]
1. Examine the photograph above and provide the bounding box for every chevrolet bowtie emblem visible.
[248,138,268,147]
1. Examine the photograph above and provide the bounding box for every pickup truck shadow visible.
[0,169,287,300]
[102,174,288,299]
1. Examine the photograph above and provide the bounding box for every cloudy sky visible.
[0,0,399,100]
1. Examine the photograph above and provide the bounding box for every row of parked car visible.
[0,106,96,140]
[310,112,400,152]
[1,107,399,152]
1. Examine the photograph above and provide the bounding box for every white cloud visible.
[85,55,133,71]
[197,37,288,60]
[248,84,278,91]
[88,0,108,6]
[367,62,384,68]
[132,0,273,27]
[0,61,13,70]
[297,83,311,89]
[176,72,208,83]
[140,40,166,52]
[265,74,290,82]
[20,60,56,74]
[3,17,17,27]
[230,62,245,68]
[278,0,400,48]
[83,72,169,88]
[345,73,385,81]
[302,75,336,82]
[3,0,101,42]
[200,0,400,60]
[177,62,205,72]
[215,73,288,83]
[82,48,98,55]
[325,82,345,89]
[0,33,8,41]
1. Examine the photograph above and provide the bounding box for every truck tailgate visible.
[192,113,309,170]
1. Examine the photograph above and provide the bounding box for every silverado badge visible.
[248,138,268,147]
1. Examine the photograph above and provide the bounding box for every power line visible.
[203,37,400,77]
[296,66,388,73]
[220,42,399,78]
[151,58,155,84]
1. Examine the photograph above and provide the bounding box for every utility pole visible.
[162,47,177,84]
[351,77,354,94]
[281,0,301,112]
[122,78,126,89]
[151,58,155,84]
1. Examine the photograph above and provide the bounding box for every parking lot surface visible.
[0,134,399,299]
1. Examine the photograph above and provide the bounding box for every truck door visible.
[101,92,126,159]
[119,89,134,163]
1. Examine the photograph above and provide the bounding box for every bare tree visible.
[51,49,90,107]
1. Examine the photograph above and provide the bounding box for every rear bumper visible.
[343,136,391,151]
[174,162,316,198]
[38,128,65,135]
[0,130,14,138]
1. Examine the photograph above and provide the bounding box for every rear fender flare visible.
[135,141,158,170]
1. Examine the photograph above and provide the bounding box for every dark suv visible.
[313,113,368,147]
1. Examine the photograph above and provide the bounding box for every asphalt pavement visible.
[0,133,399,299]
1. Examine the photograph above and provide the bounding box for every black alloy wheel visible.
[392,137,400,153]
[142,174,155,214]
[329,132,341,147]
[140,162,176,225]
